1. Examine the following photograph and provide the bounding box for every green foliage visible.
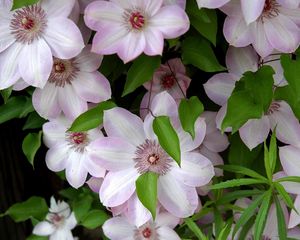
[136,172,158,219]
[264,131,278,181]
[179,96,204,139]
[26,235,47,240]
[23,112,46,130]
[3,197,48,222]
[72,193,93,221]
[1,87,12,103]
[222,66,274,132]
[12,0,39,9]
[0,96,34,124]
[217,165,267,181]
[274,196,288,240]
[186,0,218,45]
[22,131,42,167]
[210,178,267,190]
[153,116,181,165]
[68,100,116,132]
[122,54,161,96]
[182,36,225,72]
[80,210,109,229]
[185,217,208,240]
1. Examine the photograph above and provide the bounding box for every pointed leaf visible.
[216,189,262,205]
[72,193,93,221]
[185,217,208,240]
[22,131,42,167]
[122,54,161,96]
[153,116,181,165]
[12,0,39,10]
[69,100,116,132]
[1,87,12,103]
[179,96,204,139]
[274,182,296,212]
[80,210,109,229]
[274,195,287,240]
[23,112,46,130]
[217,165,267,181]
[136,172,158,219]
[210,179,267,190]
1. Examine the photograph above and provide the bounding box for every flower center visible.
[10,5,47,44]
[161,74,176,89]
[267,101,280,115]
[134,139,172,175]
[260,0,280,20]
[66,132,89,152]
[49,58,78,87]
[142,228,152,238]
[129,12,145,29]
[50,213,64,227]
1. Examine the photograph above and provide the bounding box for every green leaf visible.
[216,189,262,205]
[214,207,225,238]
[185,218,208,240]
[210,178,267,190]
[228,133,263,169]
[68,101,116,132]
[182,36,225,72]
[26,235,47,240]
[0,96,33,124]
[153,116,181,165]
[23,112,46,130]
[253,189,271,240]
[222,90,263,133]
[186,0,218,45]
[233,193,265,237]
[72,194,93,221]
[22,131,42,167]
[80,210,109,229]
[274,195,287,240]
[275,176,300,183]
[1,87,13,103]
[238,216,255,240]
[274,182,296,212]
[12,0,39,10]
[59,188,81,200]
[281,54,300,101]
[269,130,277,175]
[5,197,48,222]
[217,220,233,240]
[122,54,161,96]
[136,172,158,219]
[217,165,267,181]
[179,96,204,139]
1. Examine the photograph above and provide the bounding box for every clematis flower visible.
[33,197,77,240]
[32,45,111,120]
[103,211,180,240]
[140,58,191,119]
[204,46,300,150]
[43,116,106,188]
[163,0,186,9]
[222,0,300,57]
[84,0,189,63]
[196,0,230,9]
[0,0,84,89]
[87,91,214,219]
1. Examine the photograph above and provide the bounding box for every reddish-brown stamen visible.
[129,12,145,29]
[54,62,66,73]
[142,228,152,238]
[161,74,176,89]
[71,132,86,145]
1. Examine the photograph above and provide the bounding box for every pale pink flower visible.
[196,0,230,9]
[103,211,180,240]
[163,0,186,9]
[204,46,300,150]
[33,197,77,240]
[87,92,214,219]
[140,58,191,119]
[32,45,111,120]
[0,0,12,10]
[43,116,106,188]
[0,0,84,89]
[84,0,189,63]
[222,0,300,57]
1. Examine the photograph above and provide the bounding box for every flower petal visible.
[33,221,55,236]
[0,18,15,53]
[42,117,68,147]
[102,217,135,240]
[203,73,237,106]
[268,101,300,147]
[265,15,300,54]
[32,83,60,120]
[198,146,224,176]
[239,116,270,150]
[83,155,106,178]
[150,91,178,117]
[74,45,103,72]
[100,168,139,207]
[72,71,111,103]
[240,0,265,24]
[149,5,189,39]
[143,27,164,56]
[45,142,69,171]
[66,212,77,230]
[87,137,136,171]
[157,227,181,240]
[58,84,88,121]
[43,18,84,59]
[158,174,198,217]
[0,43,22,89]
[171,152,214,187]
[104,107,146,146]
[65,151,88,188]
[203,131,229,152]
[40,0,75,17]
[279,145,300,177]
[289,195,300,228]
[155,212,180,228]
[18,39,52,88]
[196,0,230,8]
[225,46,258,77]
[86,177,103,193]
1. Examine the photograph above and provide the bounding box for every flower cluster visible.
[1,0,300,239]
